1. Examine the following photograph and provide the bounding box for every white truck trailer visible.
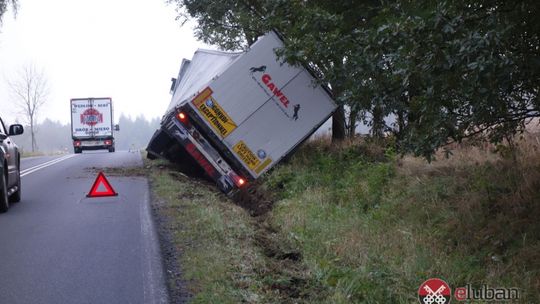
[146,32,336,194]
[70,97,118,153]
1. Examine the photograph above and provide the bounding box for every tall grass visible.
[266,133,540,303]
[150,166,267,303]
[149,133,539,303]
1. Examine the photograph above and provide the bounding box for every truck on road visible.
[70,97,118,153]
[146,32,336,194]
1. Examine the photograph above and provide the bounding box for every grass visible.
[265,134,540,303]
[21,150,67,158]
[148,161,263,302]
[147,132,540,303]
[147,160,320,303]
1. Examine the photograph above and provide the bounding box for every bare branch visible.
[7,64,50,152]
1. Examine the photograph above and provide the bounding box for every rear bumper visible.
[77,145,112,150]
[74,139,114,150]
[156,113,244,194]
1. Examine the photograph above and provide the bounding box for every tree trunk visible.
[30,120,36,152]
[371,104,384,139]
[395,109,405,151]
[332,105,346,141]
[347,108,358,138]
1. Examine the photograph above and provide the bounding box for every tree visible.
[0,0,17,25]
[8,65,50,152]
[168,0,540,158]
[343,0,540,158]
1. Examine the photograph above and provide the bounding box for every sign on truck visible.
[71,98,118,153]
[147,32,336,194]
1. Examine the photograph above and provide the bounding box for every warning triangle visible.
[87,172,118,197]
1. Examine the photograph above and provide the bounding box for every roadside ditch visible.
[143,159,322,303]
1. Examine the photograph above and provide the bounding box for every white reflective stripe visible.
[20,154,76,177]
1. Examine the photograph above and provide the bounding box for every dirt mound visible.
[231,181,276,216]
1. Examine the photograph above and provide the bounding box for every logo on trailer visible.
[81,108,103,126]
[257,149,267,159]
[249,66,301,121]
[292,104,301,121]
[261,73,289,108]
[249,65,266,73]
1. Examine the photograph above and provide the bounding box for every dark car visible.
[0,116,24,213]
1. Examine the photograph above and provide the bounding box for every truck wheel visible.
[8,164,21,203]
[108,147,115,153]
[0,172,9,213]
[74,148,81,154]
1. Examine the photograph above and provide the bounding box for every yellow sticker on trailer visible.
[233,141,262,171]
[254,157,272,174]
[192,87,237,138]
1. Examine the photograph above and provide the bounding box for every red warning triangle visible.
[87,172,118,197]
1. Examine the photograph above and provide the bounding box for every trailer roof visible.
[166,49,243,113]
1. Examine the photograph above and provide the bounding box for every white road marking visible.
[20,154,77,177]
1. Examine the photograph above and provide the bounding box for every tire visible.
[0,171,9,213]
[8,164,21,203]
[74,148,82,154]
[108,147,115,153]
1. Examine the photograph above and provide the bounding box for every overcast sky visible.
[0,0,213,125]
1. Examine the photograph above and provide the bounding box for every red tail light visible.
[74,141,81,147]
[177,112,186,121]
[231,175,246,187]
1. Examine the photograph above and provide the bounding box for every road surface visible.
[0,151,168,304]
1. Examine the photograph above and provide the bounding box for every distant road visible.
[0,151,168,304]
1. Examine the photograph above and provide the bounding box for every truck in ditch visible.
[146,32,336,194]
[71,97,119,153]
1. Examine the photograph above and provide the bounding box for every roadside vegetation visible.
[21,149,68,158]
[148,159,323,303]
[265,134,540,303]
[148,160,266,303]
[148,132,540,303]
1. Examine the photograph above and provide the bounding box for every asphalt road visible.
[0,151,168,304]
